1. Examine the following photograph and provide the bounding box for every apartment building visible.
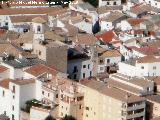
[79,78,146,120]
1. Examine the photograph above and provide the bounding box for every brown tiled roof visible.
[10,15,48,23]
[32,17,46,23]
[11,79,35,85]
[127,18,145,26]
[0,66,8,73]
[98,49,122,58]
[76,34,98,45]
[0,7,62,15]
[0,79,12,89]
[24,64,58,77]
[0,43,21,57]
[80,78,145,103]
[137,55,160,63]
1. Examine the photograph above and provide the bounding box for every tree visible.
[62,115,76,120]
[45,115,56,120]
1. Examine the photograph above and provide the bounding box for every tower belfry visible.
[32,17,46,41]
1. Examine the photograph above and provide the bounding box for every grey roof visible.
[3,58,45,68]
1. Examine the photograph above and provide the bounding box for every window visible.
[73,66,78,73]
[147,87,150,91]
[107,59,110,63]
[56,94,58,98]
[100,59,104,63]
[113,2,116,5]
[83,73,85,78]
[74,74,77,79]
[79,105,82,109]
[2,90,5,97]
[90,71,92,76]
[83,65,86,68]
[12,105,14,111]
[42,91,44,95]
[86,107,89,110]
[88,64,90,69]
[37,26,41,32]
[141,66,144,69]
[12,114,14,120]
[12,86,15,93]
[5,22,8,26]
[39,51,41,55]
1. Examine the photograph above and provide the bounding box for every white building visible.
[139,0,160,8]
[118,55,160,77]
[97,47,122,73]
[0,79,36,120]
[108,73,154,96]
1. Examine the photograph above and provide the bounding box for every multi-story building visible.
[0,79,36,120]
[67,48,93,80]
[79,78,146,120]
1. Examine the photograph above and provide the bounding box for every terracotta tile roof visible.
[25,64,58,77]
[11,79,35,85]
[0,43,21,57]
[32,16,46,23]
[10,15,47,23]
[0,65,8,73]
[127,18,145,26]
[0,79,12,89]
[137,55,160,63]
[76,33,98,45]
[98,49,122,58]
[0,7,62,15]
[80,78,145,103]
[131,46,159,56]
[96,30,116,43]
[147,76,160,85]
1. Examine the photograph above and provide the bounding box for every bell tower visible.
[32,17,46,41]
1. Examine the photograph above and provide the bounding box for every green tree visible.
[45,115,56,120]
[62,115,76,120]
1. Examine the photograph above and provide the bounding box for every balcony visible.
[121,109,145,119]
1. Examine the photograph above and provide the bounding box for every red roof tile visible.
[0,66,8,73]
[0,79,12,89]
[96,30,116,43]
[127,18,145,26]
[25,64,58,77]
